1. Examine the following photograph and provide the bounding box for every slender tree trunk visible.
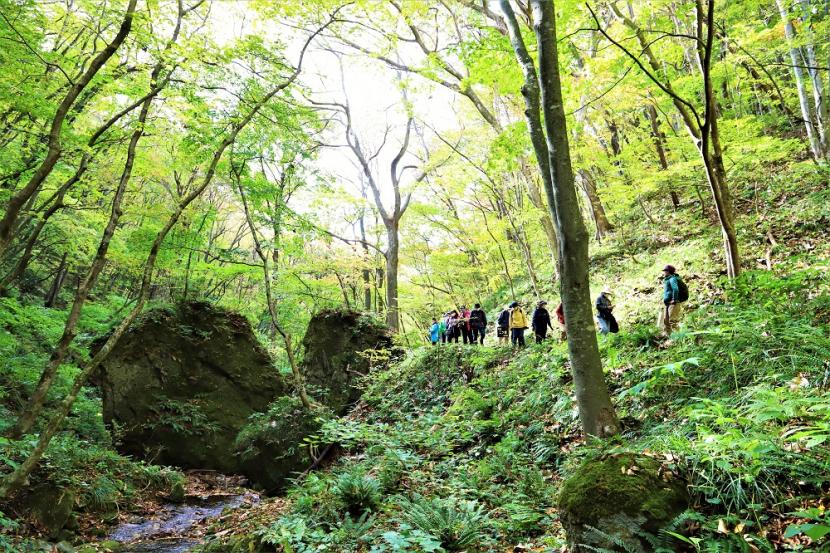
[385,225,400,331]
[359,215,372,310]
[798,1,829,156]
[520,162,560,277]
[44,252,68,308]
[0,0,138,255]
[776,0,824,160]
[9,84,155,438]
[600,0,741,278]
[234,167,313,410]
[645,103,680,207]
[501,0,619,437]
[576,169,613,240]
[7,6,186,437]
[696,0,741,278]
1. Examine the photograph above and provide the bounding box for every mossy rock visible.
[558,453,689,552]
[235,396,328,493]
[22,484,76,539]
[98,301,287,474]
[300,309,393,414]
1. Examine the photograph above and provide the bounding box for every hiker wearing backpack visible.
[658,265,688,335]
[509,301,529,347]
[531,300,554,343]
[429,318,441,345]
[459,305,473,344]
[496,306,510,345]
[446,310,461,343]
[469,303,487,345]
[595,289,618,335]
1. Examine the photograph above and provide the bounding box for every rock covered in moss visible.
[300,310,393,413]
[22,484,76,538]
[234,396,330,493]
[99,301,287,474]
[558,453,689,552]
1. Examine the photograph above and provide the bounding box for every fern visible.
[397,495,490,551]
[332,471,382,516]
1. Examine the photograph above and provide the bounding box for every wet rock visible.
[99,302,287,474]
[558,453,689,552]
[22,484,75,538]
[300,310,393,413]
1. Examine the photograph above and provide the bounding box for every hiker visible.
[531,300,554,343]
[496,305,510,345]
[508,301,529,347]
[446,310,460,343]
[438,314,447,344]
[459,305,473,344]
[595,289,618,335]
[469,303,487,345]
[555,302,566,340]
[429,318,441,345]
[658,264,688,335]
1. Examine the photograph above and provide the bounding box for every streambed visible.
[106,493,257,553]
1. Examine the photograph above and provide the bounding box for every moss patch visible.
[558,453,688,552]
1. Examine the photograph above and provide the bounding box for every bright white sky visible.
[209,2,464,235]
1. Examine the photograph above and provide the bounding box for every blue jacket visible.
[663,274,680,305]
[429,323,441,342]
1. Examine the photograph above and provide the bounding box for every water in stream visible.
[107,493,257,553]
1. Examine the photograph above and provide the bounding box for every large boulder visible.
[99,302,287,474]
[558,453,689,552]
[300,310,393,413]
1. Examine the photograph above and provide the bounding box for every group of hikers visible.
[427,264,689,346]
[430,304,489,344]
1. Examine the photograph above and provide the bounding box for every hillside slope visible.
[195,167,830,551]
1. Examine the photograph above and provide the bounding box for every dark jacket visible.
[595,293,613,319]
[531,307,552,332]
[469,308,487,329]
[497,309,510,328]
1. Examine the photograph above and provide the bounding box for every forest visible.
[0,0,829,551]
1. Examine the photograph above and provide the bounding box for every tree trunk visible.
[7,7,186,437]
[234,166,314,410]
[385,225,400,331]
[0,15,329,494]
[776,0,825,160]
[44,252,68,308]
[576,169,613,240]
[521,161,560,278]
[601,0,741,278]
[8,84,155,438]
[645,103,680,207]
[501,0,619,438]
[697,0,741,278]
[797,0,830,157]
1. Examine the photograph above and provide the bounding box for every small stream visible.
[107,493,257,553]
